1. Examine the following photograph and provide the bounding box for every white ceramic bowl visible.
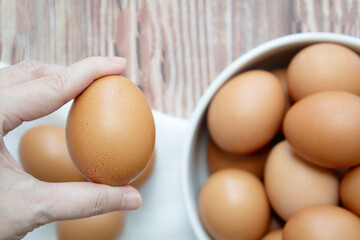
[181,32,360,240]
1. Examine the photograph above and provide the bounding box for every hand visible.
[0,57,142,240]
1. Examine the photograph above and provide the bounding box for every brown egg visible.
[271,68,291,111]
[207,139,269,178]
[130,149,156,189]
[340,165,360,217]
[57,211,125,240]
[262,229,283,240]
[264,141,339,220]
[283,205,360,240]
[287,43,360,101]
[207,70,286,154]
[66,76,155,186]
[198,169,270,240]
[19,125,86,182]
[284,91,360,168]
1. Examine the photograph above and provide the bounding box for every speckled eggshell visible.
[283,91,360,168]
[207,70,286,154]
[287,43,360,101]
[66,75,155,186]
[57,211,125,240]
[340,165,360,217]
[264,141,339,221]
[19,125,86,182]
[283,205,360,240]
[198,169,270,240]
[207,139,270,179]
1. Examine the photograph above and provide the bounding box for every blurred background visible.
[0,0,359,118]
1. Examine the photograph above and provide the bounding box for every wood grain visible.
[0,0,359,118]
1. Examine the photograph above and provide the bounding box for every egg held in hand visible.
[66,75,155,186]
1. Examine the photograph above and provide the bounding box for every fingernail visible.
[122,192,142,210]
[108,57,127,65]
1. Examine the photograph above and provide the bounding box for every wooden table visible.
[1,0,359,118]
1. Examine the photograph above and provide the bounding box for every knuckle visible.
[25,183,54,229]
[93,190,109,215]
[32,205,53,229]
[0,89,22,135]
[44,70,71,104]
[17,60,45,76]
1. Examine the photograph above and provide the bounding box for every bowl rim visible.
[181,32,360,240]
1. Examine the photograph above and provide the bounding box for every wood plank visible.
[0,0,359,118]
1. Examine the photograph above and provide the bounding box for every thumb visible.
[33,181,141,225]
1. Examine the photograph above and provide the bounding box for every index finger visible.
[0,57,127,135]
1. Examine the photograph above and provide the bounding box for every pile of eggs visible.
[199,43,360,240]
[18,76,156,239]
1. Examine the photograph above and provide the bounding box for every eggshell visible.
[198,169,270,240]
[262,229,283,240]
[66,76,155,186]
[207,70,286,154]
[284,91,360,168]
[283,205,360,240]
[340,165,360,217]
[57,211,125,240]
[130,149,156,189]
[207,139,269,178]
[264,141,339,220]
[19,125,86,182]
[287,43,360,101]
[271,68,291,111]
